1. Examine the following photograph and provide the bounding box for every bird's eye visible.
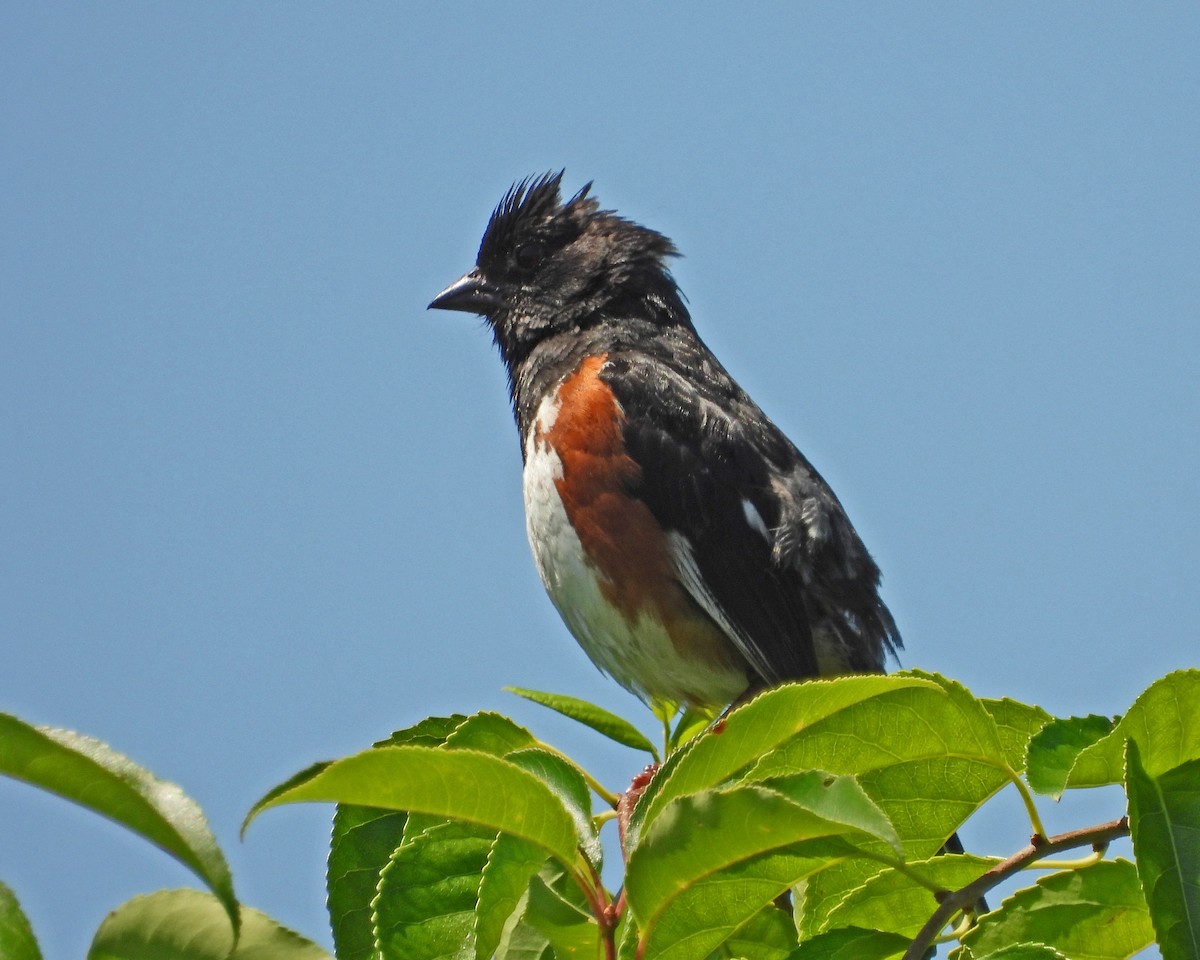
[514,240,545,270]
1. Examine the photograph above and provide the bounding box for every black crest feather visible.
[477,171,604,267]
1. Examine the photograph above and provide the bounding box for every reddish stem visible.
[900,817,1130,960]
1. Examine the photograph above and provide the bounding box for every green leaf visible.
[246,745,582,868]
[762,672,1014,937]
[0,714,238,934]
[405,715,542,858]
[980,698,1052,772]
[326,713,549,960]
[445,712,538,754]
[1067,670,1200,790]
[794,862,886,941]
[0,882,42,960]
[651,697,681,732]
[786,927,909,960]
[822,853,998,938]
[1126,741,1200,960]
[955,946,1071,960]
[617,903,640,960]
[393,715,540,863]
[627,776,892,950]
[669,706,715,752]
[768,770,902,853]
[493,913,554,960]
[960,859,1154,960]
[506,747,600,867]
[328,715,466,960]
[719,904,796,960]
[506,688,658,757]
[375,714,469,748]
[373,820,495,960]
[753,671,1010,844]
[628,674,939,848]
[520,871,599,959]
[476,833,549,960]
[327,806,409,960]
[626,673,1012,948]
[87,889,329,960]
[1025,714,1116,798]
[637,843,851,960]
[492,860,601,960]
[787,676,1012,945]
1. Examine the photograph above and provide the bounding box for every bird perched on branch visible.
[429,172,900,710]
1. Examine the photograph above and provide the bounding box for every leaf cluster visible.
[246,669,1198,960]
[1,670,1197,960]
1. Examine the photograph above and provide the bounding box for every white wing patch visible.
[741,498,770,540]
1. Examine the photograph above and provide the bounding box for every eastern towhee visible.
[429,172,901,710]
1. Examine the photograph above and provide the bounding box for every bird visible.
[429,172,901,711]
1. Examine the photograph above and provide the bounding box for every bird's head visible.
[429,172,685,364]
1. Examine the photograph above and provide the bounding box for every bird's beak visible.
[428,269,503,315]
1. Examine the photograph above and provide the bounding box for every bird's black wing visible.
[602,347,899,687]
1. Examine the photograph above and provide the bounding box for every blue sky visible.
[2,5,1197,956]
